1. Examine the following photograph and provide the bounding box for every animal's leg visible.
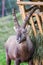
[15,59,21,65]
[28,59,33,65]
[6,53,11,65]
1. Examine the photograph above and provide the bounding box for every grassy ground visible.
[0,14,28,65]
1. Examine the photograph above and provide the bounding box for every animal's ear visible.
[13,26,18,32]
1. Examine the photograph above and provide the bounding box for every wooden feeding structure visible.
[17,0,43,37]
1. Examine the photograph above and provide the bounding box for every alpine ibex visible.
[5,6,39,65]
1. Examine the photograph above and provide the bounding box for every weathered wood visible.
[17,0,43,36]
[17,1,43,6]
[30,16,37,36]
[32,0,40,1]
[26,12,43,16]
[33,59,39,65]
[26,12,43,22]
[41,60,43,65]
[17,0,25,21]
[40,13,43,23]
[19,5,25,20]
[32,0,43,1]
[35,14,43,34]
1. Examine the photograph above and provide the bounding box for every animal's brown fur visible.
[5,6,40,65]
[5,35,34,61]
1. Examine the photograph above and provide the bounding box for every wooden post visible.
[33,59,39,65]
[17,1,43,6]
[35,14,43,34]
[17,0,25,21]
[41,59,43,65]
[40,13,43,23]
[30,16,37,37]
[17,0,43,36]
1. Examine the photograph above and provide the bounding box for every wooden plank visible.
[30,16,37,36]
[41,60,43,65]
[26,12,43,16]
[26,12,43,23]
[33,59,39,65]
[35,14,43,34]
[17,1,43,6]
[32,0,43,1]
[40,13,43,23]
[17,0,25,21]
[19,5,25,20]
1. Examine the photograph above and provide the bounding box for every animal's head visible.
[13,22,27,43]
[12,6,40,43]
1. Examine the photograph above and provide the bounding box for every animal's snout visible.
[17,28,27,43]
[19,37,26,43]
[17,35,26,43]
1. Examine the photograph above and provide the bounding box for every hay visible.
[28,28,43,59]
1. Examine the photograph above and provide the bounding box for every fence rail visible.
[17,0,43,36]
[17,1,43,6]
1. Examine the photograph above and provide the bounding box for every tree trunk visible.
[2,0,5,17]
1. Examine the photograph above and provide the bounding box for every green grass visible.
[0,14,27,65]
[0,15,14,65]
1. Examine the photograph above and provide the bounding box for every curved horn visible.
[25,5,37,12]
[22,6,40,28]
[12,9,20,29]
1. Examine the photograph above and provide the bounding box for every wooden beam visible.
[17,1,43,6]
[40,13,43,23]
[33,59,39,65]
[41,59,43,65]
[26,12,43,24]
[30,16,37,37]
[17,0,25,21]
[27,12,43,15]
[35,14,43,34]
[19,5,25,20]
